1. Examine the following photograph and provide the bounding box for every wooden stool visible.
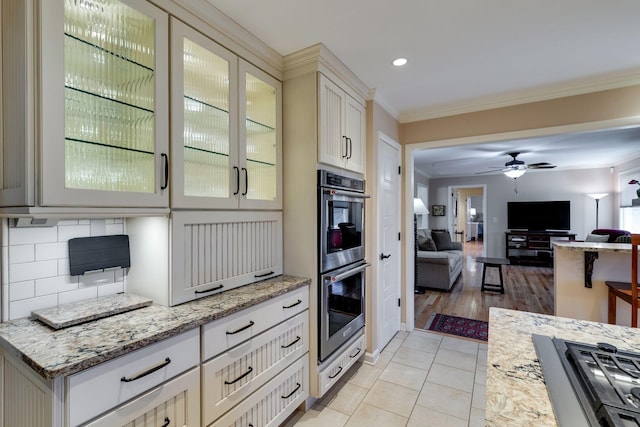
[476,257,510,294]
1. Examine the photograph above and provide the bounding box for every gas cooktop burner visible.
[533,334,640,427]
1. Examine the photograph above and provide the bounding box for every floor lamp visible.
[587,193,608,229]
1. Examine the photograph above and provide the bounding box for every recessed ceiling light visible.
[392,57,408,67]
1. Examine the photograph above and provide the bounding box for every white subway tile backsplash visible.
[58,286,98,306]
[2,218,129,320]
[9,280,35,301]
[36,242,68,261]
[97,282,125,297]
[9,226,58,245]
[105,223,125,235]
[9,245,35,264]
[35,275,78,296]
[58,259,71,276]
[90,219,107,236]
[57,224,91,242]
[10,294,58,320]
[10,260,58,283]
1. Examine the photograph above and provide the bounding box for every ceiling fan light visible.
[504,168,526,179]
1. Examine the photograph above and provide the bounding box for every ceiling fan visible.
[478,152,556,178]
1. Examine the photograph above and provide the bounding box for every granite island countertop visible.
[554,240,632,253]
[487,307,640,426]
[0,275,310,380]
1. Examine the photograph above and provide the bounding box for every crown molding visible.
[368,89,400,121]
[283,43,369,101]
[399,69,640,124]
[155,0,283,79]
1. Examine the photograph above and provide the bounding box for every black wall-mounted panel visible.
[68,235,131,276]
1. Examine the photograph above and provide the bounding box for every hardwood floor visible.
[414,240,554,328]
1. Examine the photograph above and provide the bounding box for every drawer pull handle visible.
[224,366,253,385]
[161,417,170,427]
[194,284,224,294]
[226,320,254,335]
[161,153,169,190]
[283,299,302,309]
[120,357,171,383]
[328,366,343,379]
[281,336,301,349]
[255,271,275,278]
[350,347,362,358]
[281,382,301,399]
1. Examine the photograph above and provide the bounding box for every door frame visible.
[403,117,640,331]
[448,184,487,257]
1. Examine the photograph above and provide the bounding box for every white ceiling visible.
[204,0,640,175]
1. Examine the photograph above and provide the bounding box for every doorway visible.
[448,185,487,257]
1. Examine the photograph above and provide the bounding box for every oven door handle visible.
[326,262,370,282]
[323,189,370,199]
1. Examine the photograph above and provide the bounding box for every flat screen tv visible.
[507,201,570,231]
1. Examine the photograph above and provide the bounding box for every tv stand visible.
[505,231,576,267]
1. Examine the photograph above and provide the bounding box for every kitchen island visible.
[554,240,634,325]
[487,307,640,426]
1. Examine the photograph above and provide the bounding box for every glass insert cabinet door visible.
[170,18,239,209]
[39,0,169,207]
[238,60,282,209]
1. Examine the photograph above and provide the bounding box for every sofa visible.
[415,229,463,291]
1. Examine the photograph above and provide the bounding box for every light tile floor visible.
[282,330,487,427]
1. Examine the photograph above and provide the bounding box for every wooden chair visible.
[605,234,640,326]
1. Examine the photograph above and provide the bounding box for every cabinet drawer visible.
[209,355,308,427]
[317,332,365,397]
[84,367,200,427]
[202,286,308,360]
[202,311,308,425]
[67,328,200,427]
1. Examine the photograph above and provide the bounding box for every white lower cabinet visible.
[0,287,309,427]
[202,311,308,425]
[202,286,308,359]
[317,332,365,397]
[83,367,200,427]
[67,329,200,426]
[209,355,309,427]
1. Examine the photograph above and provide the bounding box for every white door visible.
[378,134,401,350]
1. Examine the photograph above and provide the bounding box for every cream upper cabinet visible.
[318,73,366,174]
[238,60,282,209]
[37,0,170,208]
[171,19,281,210]
[170,18,238,209]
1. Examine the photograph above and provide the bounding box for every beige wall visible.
[401,85,640,144]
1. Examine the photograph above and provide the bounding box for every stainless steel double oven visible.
[318,170,369,362]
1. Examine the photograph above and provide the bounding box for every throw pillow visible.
[431,231,454,251]
[585,233,609,242]
[417,235,437,251]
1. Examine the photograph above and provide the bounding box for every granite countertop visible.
[554,240,632,253]
[486,307,640,426]
[0,275,310,380]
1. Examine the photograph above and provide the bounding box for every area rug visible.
[426,313,488,341]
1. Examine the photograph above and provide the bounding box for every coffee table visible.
[476,257,510,294]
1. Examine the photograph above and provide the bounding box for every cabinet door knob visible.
[380,253,391,260]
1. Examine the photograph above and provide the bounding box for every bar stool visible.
[605,234,639,327]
